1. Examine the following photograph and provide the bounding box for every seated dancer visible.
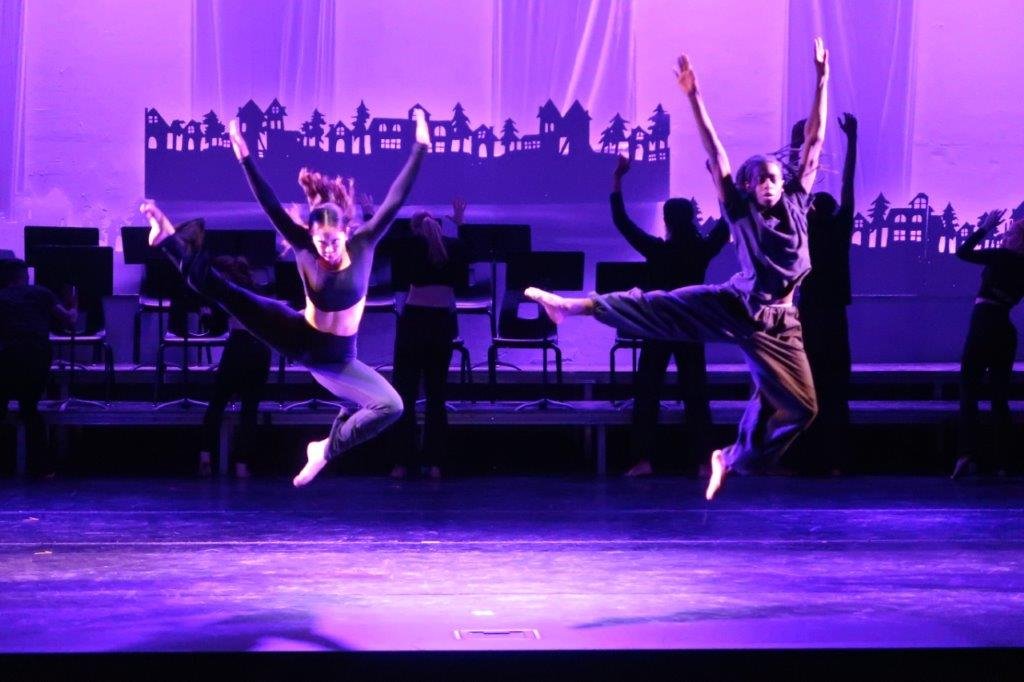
[388,198,470,480]
[527,40,829,499]
[141,108,430,487]
[197,256,272,479]
[610,156,729,476]
[952,209,1024,478]
[794,113,857,476]
[0,258,78,476]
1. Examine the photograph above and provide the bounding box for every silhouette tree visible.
[691,197,701,221]
[648,104,670,140]
[202,110,226,148]
[451,102,472,153]
[599,114,628,153]
[352,101,370,154]
[304,109,326,149]
[868,193,890,225]
[499,118,519,154]
[941,203,958,232]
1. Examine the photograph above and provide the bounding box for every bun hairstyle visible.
[298,167,358,231]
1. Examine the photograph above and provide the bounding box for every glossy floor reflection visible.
[1,475,1023,652]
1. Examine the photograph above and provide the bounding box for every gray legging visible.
[591,284,817,474]
[161,234,402,460]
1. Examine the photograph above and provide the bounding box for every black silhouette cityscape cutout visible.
[145,99,671,204]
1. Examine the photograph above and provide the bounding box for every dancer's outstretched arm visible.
[704,217,731,260]
[610,156,659,258]
[838,113,857,222]
[797,38,830,193]
[228,120,313,251]
[957,209,1006,264]
[676,54,731,201]
[358,108,430,245]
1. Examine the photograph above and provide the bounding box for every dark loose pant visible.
[0,341,52,473]
[201,329,272,467]
[797,302,851,472]
[161,234,402,461]
[632,340,712,467]
[959,302,1016,470]
[391,305,457,470]
[592,285,817,474]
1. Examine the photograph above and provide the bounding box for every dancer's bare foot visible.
[950,455,973,480]
[705,449,726,501]
[139,200,175,247]
[625,459,653,477]
[293,438,329,487]
[523,287,592,324]
[427,465,442,480]
[234,462,251,479]
[389,464,407,480]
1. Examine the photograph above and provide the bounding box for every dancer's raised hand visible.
[813,37,829,80]
[139,199,175,246]
[674,54,698,96]
[412,107,430,147]
[838,113,857,137]
[979,209,1006,232]
[228,119,250,161]
[450,197,467,225]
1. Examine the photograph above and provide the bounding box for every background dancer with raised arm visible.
[794,112,857,476]
[526,39,829,500]
[952,209,1024,478]
[141,108,430,487]
[388,198,470,480]
[610,156,729,477]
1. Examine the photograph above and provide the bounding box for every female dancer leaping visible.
[141,108,430,487]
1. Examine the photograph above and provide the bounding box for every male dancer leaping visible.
[526,39,829,500]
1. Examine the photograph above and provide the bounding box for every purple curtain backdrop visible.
[0,0,25,216]
[492,0,636,134]
[191,0,336,121]
[785,0,916,202]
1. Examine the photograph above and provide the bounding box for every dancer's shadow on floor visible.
[120,610,350,652]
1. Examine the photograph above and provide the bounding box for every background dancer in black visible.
[793,113,857,476]
[196,256,272,479]
[389,199,470,480]
[141,108,430,487]
[0,258,77,476]
[526,39,828,500]
[952,209,1024,478]
[610,156,728,476]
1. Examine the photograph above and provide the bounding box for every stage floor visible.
[2,475,1023,653]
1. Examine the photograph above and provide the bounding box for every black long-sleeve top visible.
[610,192,729,291]
[240,144,426,312]
[957,227,1024,308]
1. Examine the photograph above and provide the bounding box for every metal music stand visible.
[24,226,99,266]
[502,250,584,412]
[458,224,531,371]
[32,246,114,410]
[595,261,651,408]
[273,259,342,412]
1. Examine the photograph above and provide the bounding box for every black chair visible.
[488,251,584,410]
[32,246,115,410]
[595,261,651,396]
[123,226,179,368]
[154,289,230,410]
[458,224,532,370]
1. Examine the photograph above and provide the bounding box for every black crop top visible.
[957,226,1024,308]
[240,146,426,312]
